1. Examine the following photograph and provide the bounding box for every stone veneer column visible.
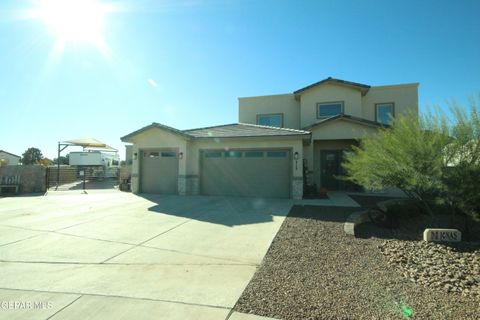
[186,175,199,195]
[177,175,187,195]
[292,177,303,200]
[178,175,199,195]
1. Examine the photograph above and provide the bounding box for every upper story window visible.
[317,101,344,118]
[256,113,283,127]
[376,103,395,125]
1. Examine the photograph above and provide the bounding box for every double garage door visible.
[201,149,291,198]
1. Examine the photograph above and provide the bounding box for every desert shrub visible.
[344,100,480,222]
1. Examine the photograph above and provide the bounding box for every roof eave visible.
[191,133,311,140]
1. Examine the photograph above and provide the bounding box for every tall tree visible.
[21,147,43,165]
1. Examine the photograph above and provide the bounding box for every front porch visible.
[302,115,382,193]
[303,139,359,192]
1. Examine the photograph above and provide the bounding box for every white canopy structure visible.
[63,138,117,151]
[55,138,117,189]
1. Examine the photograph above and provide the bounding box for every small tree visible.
[21,147,43,165]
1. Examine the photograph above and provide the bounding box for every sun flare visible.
[33,0,112,55]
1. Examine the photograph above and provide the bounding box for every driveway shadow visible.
[140,194,291,227]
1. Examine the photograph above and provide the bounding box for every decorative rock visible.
[379,239,480,297]
[423,229,462,242]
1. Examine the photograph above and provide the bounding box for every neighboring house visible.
[121,77,418,199]
[0,150,21,166]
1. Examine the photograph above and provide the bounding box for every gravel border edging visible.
[344,210,371,236]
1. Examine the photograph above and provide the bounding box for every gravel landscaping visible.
[380,240,480,297]
[234,204,480,320]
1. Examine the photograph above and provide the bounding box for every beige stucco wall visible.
[238,94,300,129]
[239,82,418,131]
[0,152,20,165]
[310,119,379,141]
[299,84,363,128]
[361,83,418,121]
[125,145,133,165]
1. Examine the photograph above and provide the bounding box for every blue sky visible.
[1,0,479,160]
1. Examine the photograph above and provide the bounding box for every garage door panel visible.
[141,150,178,194]
[201,149,290,198]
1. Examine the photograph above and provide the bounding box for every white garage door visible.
[201,149,291,198]
[140,150,178,194]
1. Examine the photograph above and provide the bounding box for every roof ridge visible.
[302,114,384,130]
[183,123,238,132]
[293,77,371,95]
[237,122,311,133]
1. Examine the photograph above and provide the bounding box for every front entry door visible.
[320,150,344,190]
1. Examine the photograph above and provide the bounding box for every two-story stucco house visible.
[121,77,418,199]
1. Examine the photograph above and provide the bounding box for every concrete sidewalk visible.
[296,191,360,207]
[0,191,290,319]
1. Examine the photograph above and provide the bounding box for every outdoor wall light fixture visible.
[294,151,299,170]
[133,152,138,160]
[179,152,184,159]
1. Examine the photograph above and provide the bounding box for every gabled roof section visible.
[303,114,387,131]
[294,77,371,96]
[0,150,21,158]
[184,123,311,138]
[121,122,192,142]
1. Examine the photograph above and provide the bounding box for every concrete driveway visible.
[0,190,291,320]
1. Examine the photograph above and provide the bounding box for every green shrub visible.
[384,201,424,220]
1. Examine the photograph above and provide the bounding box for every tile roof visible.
[294,77,371,95]
[121,122,311,141]
[184,123,311,138]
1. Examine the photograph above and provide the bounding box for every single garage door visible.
[201,149,290,198]
[140,149,178,194]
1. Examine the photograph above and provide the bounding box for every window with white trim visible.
[376,103,394,125]
[317,101,344,118]
[256,114,283,127]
